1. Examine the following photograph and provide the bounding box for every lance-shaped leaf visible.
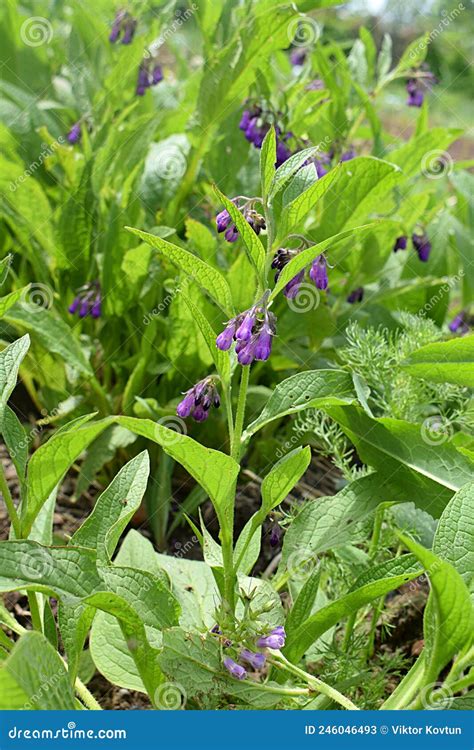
[270,223,382,299]
[213,187,266,281]
[322,406,474,517]
[276,165,340,241]
[261,446,311,517]
[71,451,150,562]
[269,147,319,199]
[125,227,233,315]
[243,370,355,439]
[182,295,230,384]
[0,287,29,318]
[401,335,474,388]
[260,126,277,202]
[433,481,474,598]
[0,335,30,423]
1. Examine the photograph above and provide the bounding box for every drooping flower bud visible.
[347,287,364,304]
[223,657,247,680]
[257,626,286,650]
[412,232,431,262]
[67,123,81,145]
[240,649,266,670]
[283,271,304,299]
[448,312,469,334]
[290,48,307,66]
[216,209,232,233]
[176,377,220,423]
[309,254,329,290]
[340,148,356,162]
[393,235,407,252]
[269,525,281,547]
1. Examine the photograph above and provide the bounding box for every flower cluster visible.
[412,232,431,262]
[222,627,286,681]
[239,104,293,166]
[136,58,163,96]
[67,122,81,145]
[176,377,220,423]
[272,245,329,299]
[109,9,137,44]
[216,295,276,365]
[216,198,266,243]
[406,67,437,107]
[68,282,101,319]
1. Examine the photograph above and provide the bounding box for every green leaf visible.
[401,335,474,388]
[270,223,382,299]
[281,473,395,570]
[115,417,239,543]
[400,534,474,684]
[1,406,28,485]
[323,406,474,517]
[269,147,319,199]
[21,416,113,536]
[0,632,76,709]
[394,35,428,74]
[276,166,340,241]
[125,227,234,315]
[260,126,276,202]
[261,446,311,516]
[71,451,150,562]
[284,556,421,662]
[0,287,28,318]
[243,370,355,439]
[6,306,93,377]
[233,518,261,575]
[377,33,392,81]
[315,157,401,241]
[433,481,474,596]
[285,567,321,639]
[213,187,266,281]
[0,335,30,424]
[387,128,462,180]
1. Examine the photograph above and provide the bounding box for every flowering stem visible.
[231,366,250,462]
[269,653,360,710]
[74,676,102,710]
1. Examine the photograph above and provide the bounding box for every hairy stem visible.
[231,366,250,462]
[74,676,102,710]
[0,462,21,538]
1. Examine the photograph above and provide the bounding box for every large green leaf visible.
[0,335,29,423]
[182,295,230,384]
[125,227,233,315]
[276,166,340,241]
[261,446,311,516]
[433,481,474,597]
[387,128,462,180]
[115,417,240,540]
[71,451,150,562]
[401,335,474,388]
[21,416,113,536]
[401,535,474,685]
[0,632,76,710]
[314,157,401,241]
[5,306,93,377]
[260,126,277,203]
[243,370,355,439]
[323,406,474,517]
[281,473,396,570]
